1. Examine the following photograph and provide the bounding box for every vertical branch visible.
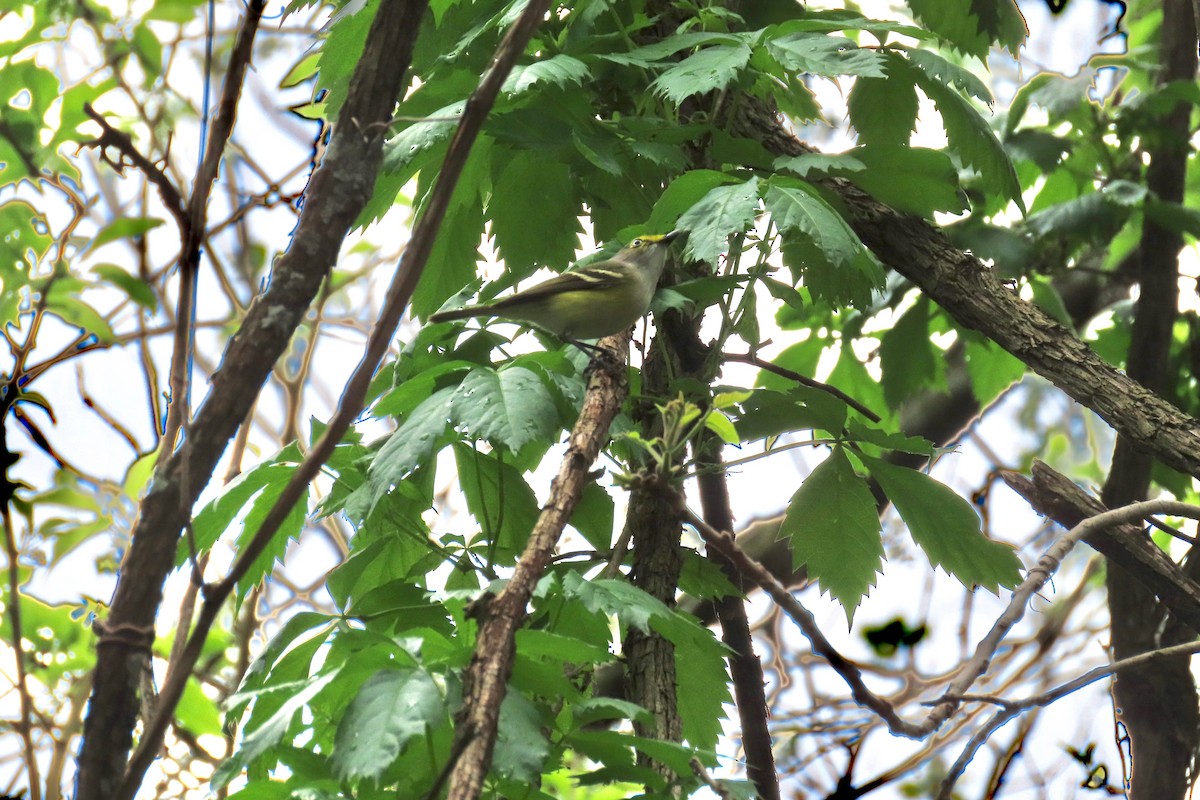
[161,0,267,450]
[74,2,428,796]
[693,435,779,800]
[446,334,631,800]
[3,503,42,800]
[1100,1,1198,796]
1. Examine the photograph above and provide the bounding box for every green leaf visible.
[450,366,558,454]
[503,54,590,94]
[766,178,885,308]
[914,67,1024,212]
[493,691,551,781]
[602,31,742,67]
[847,57,918,148]
[733,386,848,440]
[490,152,581,276]
[903,47,992,105]
[570,482,615,551]
[774,152,867,179]
[213,669,341,789]
[904,0,1026,59]
[863,456,1022,592]
[765,32,887,78]
[89,217,165,251]
[779,447,883,623]
[331,667,446,782]
[650,43,753,105]
[676,176,760,265]
[176,677,223,738]
[452,442,540,561]
[92,263,157,310]
[410,138,488,316]
[840,146,967,216]
[648,169,739,234]
[368,385,455,501]
[963,337,1026,404]
[573,697,654,728]
[879,297,945,407]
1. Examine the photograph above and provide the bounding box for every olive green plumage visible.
[429,231,680,340]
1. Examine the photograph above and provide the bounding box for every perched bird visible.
[429,231,680,342]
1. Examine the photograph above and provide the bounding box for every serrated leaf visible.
[733,386,848,440]
[774,152,867,178]
[503,54,590,94]
[648,169,739,233]
[914,68,1024,212]
[863,456,1022,592]
[450,366,557,453]
[765,32,887,78]
[602,31,742,67]
[490,152,581,276]
[650,43,753,105]
[367,385,455,501]
[213,669,341,789]
[904,47,992,105]
[879,297,944,406]
[493,691,550,781]
[379,100,466,180]
[677,176,760,265]
[904,0,1026,59]
[779,448,882,623]
[765,178,885,308]
[452,442,540,560]
[332,667,445,782]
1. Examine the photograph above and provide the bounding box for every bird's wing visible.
[491,266,623,307]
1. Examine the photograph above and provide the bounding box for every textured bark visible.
[1003,461,1200,632]
[1100,2,1199,796]
[730,101,1200,483]
[74,4,428,797]
[448,336,630,800]
[621,324,689,783]
[694,437,779,800]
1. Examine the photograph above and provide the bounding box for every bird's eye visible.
[631,238,644,247]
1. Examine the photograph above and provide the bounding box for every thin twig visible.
[82,105,188,231]
[3,504,43,800]
[674,490,1200,744]
[724,350,882,422]
[936,638,1200,799]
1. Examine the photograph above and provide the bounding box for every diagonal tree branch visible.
[74,3,428,797]
[732,100,1200,482]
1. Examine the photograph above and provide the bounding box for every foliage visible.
[0,0,1197,798]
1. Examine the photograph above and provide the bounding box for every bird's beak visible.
[661,230,682,245]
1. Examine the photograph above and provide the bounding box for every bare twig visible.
[82,105,188,231]
[3,504,42,800]
[162,0,266,452]
[723,350,882,422]
[674,491,1200,744]
[936,638,1200,799]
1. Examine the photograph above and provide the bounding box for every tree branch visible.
[447,334,631,800]
[732,100,1200,482]
[73,3,428,797]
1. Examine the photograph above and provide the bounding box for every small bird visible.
[429,231,680,342]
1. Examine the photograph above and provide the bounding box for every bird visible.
[428,231,680,343]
